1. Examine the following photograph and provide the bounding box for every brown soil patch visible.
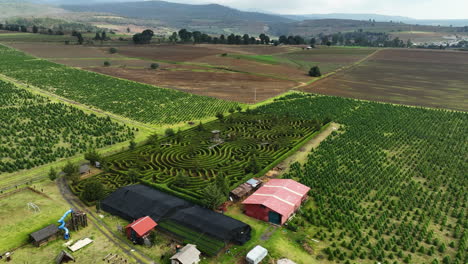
[115,44,226,61]
[90,67,297,103]
[301,49,468,111]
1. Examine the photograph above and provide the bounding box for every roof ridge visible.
[263,184,304,197]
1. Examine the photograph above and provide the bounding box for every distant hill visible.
[283,13,411,22]
[283,14,468,27]
[60,1,292,35]
[0,0,65,19]
[268,19,465,37]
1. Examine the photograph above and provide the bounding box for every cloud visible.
[167,0,468,19]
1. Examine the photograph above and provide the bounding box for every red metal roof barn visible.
[242,179,310,225]
[125,216,157,244]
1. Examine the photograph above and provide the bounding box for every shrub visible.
[150,63,159,70]
[109,47,117,54]
[104,61,111,67]
[165,128,175,137]
[309,66,322,77]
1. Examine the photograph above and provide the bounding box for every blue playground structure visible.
[58,209,73,240]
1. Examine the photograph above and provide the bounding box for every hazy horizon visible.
[155,0,468,20]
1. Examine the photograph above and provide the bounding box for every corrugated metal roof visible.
[126,216,157,237]
[242,179,310,218]
[170,244,201,263]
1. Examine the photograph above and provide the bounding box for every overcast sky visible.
[165,0,468,19]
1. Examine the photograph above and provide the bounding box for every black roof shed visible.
[101,184,251,245]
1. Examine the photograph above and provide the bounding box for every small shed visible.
[246,178,261,189]
[230,183,253,201]
[79,164,90,175]
[170,244,201,264]
[125,216,157,244]
[30,224,60,247]
[246,245,268,264]
[211,130,221,142]
[55,250,75,264]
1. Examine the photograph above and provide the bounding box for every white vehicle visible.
[246,245,268,264]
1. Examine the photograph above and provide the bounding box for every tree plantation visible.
[258,94,467,264]
[0,80,134,173]
[0,45,241,125]
[72,112,327,205]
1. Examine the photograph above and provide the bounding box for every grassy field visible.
[0,186,68,252]
[303,48,468,111]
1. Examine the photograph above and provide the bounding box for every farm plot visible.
[0,45,241,124]
[277,46,377,73]
[257,94,467,264]
[0,80,133,173]
[72,112,326,203]
[302,49,468,111]
[92,67,298,103]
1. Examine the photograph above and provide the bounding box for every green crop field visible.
[0,45,241,125]
[255,94,467,264]
[71,112,326,203]
[0,80,133,173]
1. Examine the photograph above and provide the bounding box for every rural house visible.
[30,224,60,247]
[125,216,157,244]
[170,244,201,264]
[242,179,310,225]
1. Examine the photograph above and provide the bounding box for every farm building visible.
[170,244,201,264]
[230,178,262,200]
[125,216,157,244]
[101,184,251,246]
[242,179,310,225]
[30,224,60,246]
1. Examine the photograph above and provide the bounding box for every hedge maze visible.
[0,80,134,173]
[73,112,324,202]
[258,94,467,264]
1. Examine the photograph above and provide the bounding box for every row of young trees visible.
[258,95,467,264]
[315,31,413,47]
[0,23,65,36]
[166,29,272,45]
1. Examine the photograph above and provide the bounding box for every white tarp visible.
[68,238,93,252]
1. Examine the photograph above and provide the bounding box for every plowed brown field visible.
[301,49,468,111]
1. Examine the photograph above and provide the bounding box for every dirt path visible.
[276,123,341,175]
[294,49,382,91]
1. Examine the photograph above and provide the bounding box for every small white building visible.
[170,244,201,264]
[246,245,268,264]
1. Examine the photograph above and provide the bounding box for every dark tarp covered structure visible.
[101,184,251,245]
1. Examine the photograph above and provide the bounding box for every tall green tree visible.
[81,180,105,202]
[48,167,57,181]
[309,66,322,77]
[202,183,225,209]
